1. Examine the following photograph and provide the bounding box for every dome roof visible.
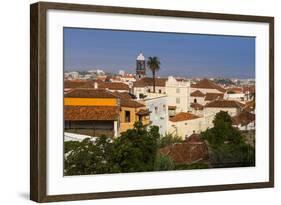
[136,52,145,61]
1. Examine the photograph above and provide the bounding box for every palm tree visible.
[147,56,160,93]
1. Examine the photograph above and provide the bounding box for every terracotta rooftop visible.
[204,92,224,101]
[120,99,145,108]
[190,102,204,110]
[191,79,226,92]
[133,77,167,87]
[64,80,92,88]
[232,111,255,126]
[242,85,255,94]
[227,87,243,94]
[190,90,205,97]
[158,138,208,164]
[185,133,203,143]
[136,109,151,115]
[64,106,119,121]
[98,82,129,91]
[64,89,118,98]
[169,112,200,122]
[205,100,244,108]
[112,91,134,100]
[64,80,129,91]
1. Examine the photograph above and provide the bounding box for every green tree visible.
[111,121,160,173]
[64,135,114,175]
[202,111,255,167]
[64,122,165,175]
[154,154,175,171]
[147,56,160,93]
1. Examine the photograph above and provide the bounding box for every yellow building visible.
[64,89,120,138]
[119,99,151,133]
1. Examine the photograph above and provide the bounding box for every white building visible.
[139,93,168,135]
[225,93,245,101]
[190,90,205,105]
[133,77,167,99]
[165,76,191,113]
[203,99,244,128]
[204,100,243,117]
[64,71,79,80]
[168,112,204,139]
[88,69,105,76]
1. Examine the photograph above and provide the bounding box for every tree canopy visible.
[202,111,255,167]
[64,122,160,175]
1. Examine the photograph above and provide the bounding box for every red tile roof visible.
[170,112,200,122]
[99,82,129,91]
[190,90,205,97]
[64,89,118,98]
[232,111,255,126]
[185,133,203,143]
[64,80,129,91]
[158,139,208,164]
[191,79,226,92]
[64,80,92,88]
[112,91,133,100]
[64,106,119,121]
[120,99,145,108]
[205,100,244,108]
[204,92,224,101]
[227,87,243,94]
[136,109,151,115]
[133,77,167,87]
[242,85,255,94]
[190,102,204,110]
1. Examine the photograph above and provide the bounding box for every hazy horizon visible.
[64,28,255,79]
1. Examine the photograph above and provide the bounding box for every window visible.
[194,98,197,103]
[125,111,130,122]
[155,106,158,114]
[159,89,162,93]
[148,88,151,93]
[176,88,180,93]
[176,97,180,104]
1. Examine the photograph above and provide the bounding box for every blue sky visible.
[64,27,255,78]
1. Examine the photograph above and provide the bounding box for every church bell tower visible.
[136,52,146,79]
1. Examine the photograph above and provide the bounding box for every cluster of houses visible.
[64,53,256,141]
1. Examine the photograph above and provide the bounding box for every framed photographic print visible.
[30,1,274,202]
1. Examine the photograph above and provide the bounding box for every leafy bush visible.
[154,154,175,171]
[157,133,183,148]
[64,135,114,175]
